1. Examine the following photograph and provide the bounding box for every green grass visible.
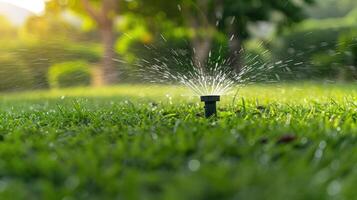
[0,83,357,200]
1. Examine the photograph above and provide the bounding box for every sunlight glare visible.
[0,0,45,14]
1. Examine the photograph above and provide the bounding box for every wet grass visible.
[0,83,356,199]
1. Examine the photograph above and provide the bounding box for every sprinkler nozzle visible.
[201,95,220,118]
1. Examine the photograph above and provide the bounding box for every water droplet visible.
[177,4,182,11]
[188,160,201,172]
[327,180,341,196]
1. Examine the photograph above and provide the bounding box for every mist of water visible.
[133,38,298,96]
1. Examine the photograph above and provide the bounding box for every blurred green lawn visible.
[0,83,356,199]
[2,82,357,103]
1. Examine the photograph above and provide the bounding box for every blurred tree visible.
[306,0,357,19]
[124,0,314,71]
[0,15,17,38]
[47,0,120,85]
[219,0,315,71]
[45,0,314,77]
[22,14,75,41]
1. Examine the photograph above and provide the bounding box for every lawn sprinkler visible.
[201,95,220,118]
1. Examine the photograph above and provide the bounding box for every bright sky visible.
[0,0,45,13]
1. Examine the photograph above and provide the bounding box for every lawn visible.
[0,83,357,200]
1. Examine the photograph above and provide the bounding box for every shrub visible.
[271,10,357,81]
[338,30,357,66]
[271,24,354,80]
[6,41,101,89]
[311,53,342,79]
[336,30,357,80]
[48,61,92,88]
[311,30,357,81]
[0,54,34,92]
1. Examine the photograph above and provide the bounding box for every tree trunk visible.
[81,0,119,86]
[229,35,243,72]
[183,0,213,70]
[192,37,212,69]
[99,26,118,85]
[227,17,243,72]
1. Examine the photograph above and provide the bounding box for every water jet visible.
[201,95,220,118]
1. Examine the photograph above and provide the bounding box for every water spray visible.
[140,43,288,120]
[201,95,220,118]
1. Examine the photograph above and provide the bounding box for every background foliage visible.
[48,60,92,88]
[0,0,356,91]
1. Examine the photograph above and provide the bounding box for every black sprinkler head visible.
[201,95,220,118]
